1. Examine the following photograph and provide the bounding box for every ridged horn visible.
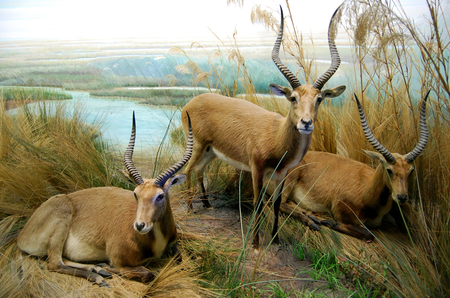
[124,111,145,185]
[272,6,301,90]
[154,111,193,188]
[405,90,430,163]
[313,5,342,90]
[354,94,397,163]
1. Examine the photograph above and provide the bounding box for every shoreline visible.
[2,99,37,111]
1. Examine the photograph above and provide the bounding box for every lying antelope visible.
[181,6,346,248]
[277,92,430,241]
[17,111,194,287]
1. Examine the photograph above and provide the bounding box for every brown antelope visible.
[181,6,346,248]
[17,111,194,287]
[276,92,430,241]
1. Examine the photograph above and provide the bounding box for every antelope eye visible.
[386,168,394,175]
[289,96,297,103]
[155,194,164,202]
[316,97,323,104]
[134,192,138,201]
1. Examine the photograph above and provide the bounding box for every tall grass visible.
[0,99,213,297]
[0,101,126,220]
[0,0,448,296]
[174,0,449,296]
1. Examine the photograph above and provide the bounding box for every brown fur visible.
[17,177,183,287]
[182,84,345,248]
[276,151,415,241]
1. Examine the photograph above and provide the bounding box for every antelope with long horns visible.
[181,6,346,248]
[17,111,194,287]
[276,92,430,241]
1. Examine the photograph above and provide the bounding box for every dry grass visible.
[284,0,448,296]
[0,100,123,219]
[0,101,214,297]
[0,0,449,296]
[183,0,450,296]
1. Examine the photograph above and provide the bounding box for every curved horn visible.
[405,90,430,163]
[354,94,397,163]
[124,111,145,185]
[154,111,193,188]
[271,6,301,90]
[313,5,342,90]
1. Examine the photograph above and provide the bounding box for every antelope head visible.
[270,6,346,135]
[123,111,193,234]
[355,91,430,204]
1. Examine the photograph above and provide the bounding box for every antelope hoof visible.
[89,267,113,279]
[98,269,113,279]
[309,222,321,231]
[202,197,212,208]
[98,280,111,288]
[142,272,155,283]
[321,219,338,228]
[308,214,321,225]
[365,234,375,243]
[88,275,110,287]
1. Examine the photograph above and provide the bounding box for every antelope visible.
[276,92,430,241]
[17,111,194,287]
[181,6,346,248]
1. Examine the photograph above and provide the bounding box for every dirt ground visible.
[173,196,346,296]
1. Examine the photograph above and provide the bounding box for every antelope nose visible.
[135,222,146,232]
[301,118,313,127]
[397,194,408,204]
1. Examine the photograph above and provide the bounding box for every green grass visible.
[0,0,449,297]
[90,87,213,106]
[0,87,72,101]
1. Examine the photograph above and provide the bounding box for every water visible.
[22,91,182,153]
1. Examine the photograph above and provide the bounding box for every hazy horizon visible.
[0,0,431,42]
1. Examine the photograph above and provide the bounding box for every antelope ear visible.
[164,174,186,191]
[270,83,292,98]
[321,85,346,98]
[117,169,138,185]
[363,150,388,167]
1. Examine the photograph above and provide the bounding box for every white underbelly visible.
[212,148,251,172]
[63,234,108,262]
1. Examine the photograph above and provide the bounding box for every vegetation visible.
[0,87,72,101]
[0,0,449,297]
[90,87,212,106]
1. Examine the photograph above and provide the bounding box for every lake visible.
[21,90,182,153]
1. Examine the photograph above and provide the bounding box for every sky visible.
[0,0,434,41]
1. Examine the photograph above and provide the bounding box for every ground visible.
[173,195,348,296]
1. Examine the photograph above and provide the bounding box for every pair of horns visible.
[272,5,342,90]
[355,91,430,163]
[124,111,193,188]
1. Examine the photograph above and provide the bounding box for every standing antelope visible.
[276,92,430,241]
[181,6,346,248]
[17,111,194,287]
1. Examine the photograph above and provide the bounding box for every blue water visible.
[24,91,182,152]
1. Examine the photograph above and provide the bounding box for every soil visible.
[173,197,345,296]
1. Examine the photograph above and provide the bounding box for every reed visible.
[175,0,449,296]
[0,102,124,220]
[0,99,212,297]
[0,0,448,296]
